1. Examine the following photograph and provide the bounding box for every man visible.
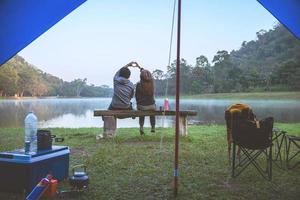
[100,61,139,139]
[109,61,139,110]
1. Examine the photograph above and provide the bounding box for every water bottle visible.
[164,98,170,111]
[24,112,38,153]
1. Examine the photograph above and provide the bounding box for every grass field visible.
[0,124,299,200]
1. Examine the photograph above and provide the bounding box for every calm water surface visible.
[0,98,299,128]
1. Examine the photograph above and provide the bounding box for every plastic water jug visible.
[24,112,38,153]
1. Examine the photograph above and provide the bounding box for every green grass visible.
[0,124,299,200]
[170,91,300,99]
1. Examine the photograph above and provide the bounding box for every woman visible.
[135,68,156,135]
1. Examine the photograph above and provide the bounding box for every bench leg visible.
[179,116,188,136]
[102,116,117,138]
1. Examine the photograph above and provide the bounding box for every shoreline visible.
[167,91,300,100]
[1,91,300,100]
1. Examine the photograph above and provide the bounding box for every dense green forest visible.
[0,55,112,97]
[153,24,300,96]
[0,24,299,97]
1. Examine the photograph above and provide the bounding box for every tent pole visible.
[174,0,181,196]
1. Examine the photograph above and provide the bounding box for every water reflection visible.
[0,98,299,128]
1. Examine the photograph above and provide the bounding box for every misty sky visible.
[19,0,277,86]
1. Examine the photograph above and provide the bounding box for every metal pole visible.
[174,0,181,196]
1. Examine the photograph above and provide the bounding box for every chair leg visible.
[285,135,289,169]
[277,134,284,168]
[269,145,272,181]
[237,147,241,164]
[265,149,268,179]
[232,143,236,177]
[286,137,291,169]
[228,142,232,165]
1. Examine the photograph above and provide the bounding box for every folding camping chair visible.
[228,111,274,180]
[285,134,300,169]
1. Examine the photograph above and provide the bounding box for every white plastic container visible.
[24,112,38,153]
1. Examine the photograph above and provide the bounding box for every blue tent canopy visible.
[258,0,300,40]
[0,0,86,66]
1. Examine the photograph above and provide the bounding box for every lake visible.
[0,98,299,128]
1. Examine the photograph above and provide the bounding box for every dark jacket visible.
[135,82,155,106]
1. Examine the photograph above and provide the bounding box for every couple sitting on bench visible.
[108,61,155,135]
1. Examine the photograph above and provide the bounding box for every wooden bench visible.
[94,110,197,137]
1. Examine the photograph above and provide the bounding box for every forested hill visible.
[230,25,300,89]
[153,24,300,96]
[0,55,112,97]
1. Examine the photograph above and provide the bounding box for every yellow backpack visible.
[225,103,257,142]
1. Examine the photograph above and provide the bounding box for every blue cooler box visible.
[0,146,69,193]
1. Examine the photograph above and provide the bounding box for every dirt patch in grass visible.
[70,147,89,157]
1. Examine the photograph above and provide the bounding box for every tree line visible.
[0,55,112,97]
[152,24,300,96]
[1,24,299,98]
